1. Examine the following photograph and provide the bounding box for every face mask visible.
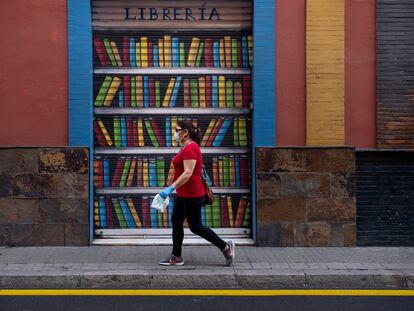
[174,131,182,143]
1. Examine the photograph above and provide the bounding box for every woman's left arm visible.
[171,159,196,189]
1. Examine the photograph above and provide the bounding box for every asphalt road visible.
[0,295,413,311]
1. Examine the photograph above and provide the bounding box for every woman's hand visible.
[159,185,175,199]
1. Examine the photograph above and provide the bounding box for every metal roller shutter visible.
[91,0,253,245]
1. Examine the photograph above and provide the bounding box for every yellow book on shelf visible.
[158,39,164,67]
[110,41,123,67]
[164,35,172,67]
[171,116,178,147]
[126,158,137,187]
[234,82,243,108]
[187,37,200,67]
[137,118,144,147]
[143,158,149,187]
[201,118,216,146]
[136,76,143,107]
[141,37,148,67]
[135,42,141,67]
[104,76,121,107]
[126,198,142,227]
[199,77,206,108]
[227,195,234,227]
[218,76,226,108]
[219,39,225,68]
[163,78,176,107]
[97,119,113,146]
[248,35,252,66]
[229,155,235,187]
[224,36,232,68]
[94,200,100,227]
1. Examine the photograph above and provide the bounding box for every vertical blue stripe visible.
[154,45,159,67]
[121,117,127,147]
[143,76,149,108]
[119,90,124,107]
[213,41,220,68]
[68,0,93,244]
[212,75,218,108]
[103,158,110,187]
[130,38,136,67]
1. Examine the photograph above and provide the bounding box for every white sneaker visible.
[222,241,235,266]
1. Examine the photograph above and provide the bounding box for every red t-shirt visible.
[172,142,205,198]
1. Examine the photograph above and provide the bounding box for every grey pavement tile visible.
[3,264,27,271]
[271,263,290,269]
[0,264,7,271]
[23,264,45,271]
[233,262,253,270]
[326,263,349,270]
[344,263,384,270]
[251,262,271,270]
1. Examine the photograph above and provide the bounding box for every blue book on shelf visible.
[201,206,206,226]
[168,199,174,228]
[121,116,127,147]
[169,76,182,107]
[212,75,218,108]
[213,40,220,67]
[213,118,231,147]
[150,197,158,228]
[119,198,136,228]
[149,158,157,187]
[98,197,107,228]
[235,156,241,187]
[153,45,159,67]
[242,37,249,68]
[103,158,110,187]
[130,38,136,67]
[118,90,124,107]
[144,76,149,108]
[172,37,179,67]
[165,117,171,147]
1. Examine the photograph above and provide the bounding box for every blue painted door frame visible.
[67,0,276,243]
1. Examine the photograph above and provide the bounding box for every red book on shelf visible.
[105,197,115,228]
[141,197,150,228]
[240,155,249,187]
[93,38,110,66]
[242,76,251,108]
[126,117,133,147]
[220,196,229,227]
[204,38,213,67]
[93,121,107,147]
[149,77,155,107]
[123,36,130,67]
[132,120,138,147]
[206,118,223,147]
[238,41,243,68]
[123,76,131,107]
[151,119,165,147]
[148,42,153,67]
[94,160,104,188]
[234,197,248,227]
[205,75,212,107]
[111,158,126,187]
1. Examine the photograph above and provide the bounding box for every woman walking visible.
[157,120,235,266]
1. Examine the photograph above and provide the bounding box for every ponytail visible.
[177,119,202,145]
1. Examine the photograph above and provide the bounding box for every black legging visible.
[171,195,227,257]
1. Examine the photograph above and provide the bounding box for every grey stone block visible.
[0,274,81,289]
[81,272,151,289]
[235,270,306,289]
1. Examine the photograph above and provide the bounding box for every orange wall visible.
[0,0,68,146]
[276,0,306,146]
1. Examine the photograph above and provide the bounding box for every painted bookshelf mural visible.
[92,0,252,239]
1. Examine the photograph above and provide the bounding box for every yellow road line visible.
[0,290,413,296]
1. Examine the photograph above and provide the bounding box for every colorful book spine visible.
[156,157,165,187]
[94,160,103,188]
[212,157,219,187]
[123,36,130,67]
[170,76,182,107]
[164,35,172,67]
[143,76,149,108]
[163,78,176,107]
[111,157,125,187]
[237,40,243,68]
[183,79,190,108]
[123,76,131,107]
[144,119,159,147]
[220,195,229,227]
[212,198,221,227]
[137,158,143,186]
[163,204,169,228]
[113,116,121,148]
[93,122,106,147]
[149,158,157,187]
[118,90,124,107]
[180,42,185,67]
[126,198,142,227]
[105,197,114,228]
[158,39,164,67]
[218,76,226,108]
[242,36,249,68]
[132,120,138,147]
[111,41,123,66]
[148,42,153,67]
[165,117,172,147]
[141,37,148,67]
[155,80,161,107]
[213,40,220,68]
[119,158,131,187]
[136,76,143,107]
[126,158,136,187]
[219,39,225,68]
[205,203,213,227]
[103,38,116,66]
[187,37,200,67]
[130,38,136,67]
[223,156,230,187]
[153,44,159,67]
[235,196,248,227]
[201,206,206,226]
[121,116,127,147]
[242,76,251,108]
[143,158,149,187]
[226,80,234,108]
[158,210,163,228]
[94,38,111,66]
[151,118,165,147]
[239,117,248,147]
[231,38,238,68]
[205,76,212,107]
[131,77,136,107]
[94,200,100,227]
[201,118,216,146]
[104,77,121,107]
[224,36,232,68]
[149,77,155,107]
[112,198,127,228]
[94,76,112,107]
[229,155,236,187]
[235,156,241,187]
[97,119,113,146]
[141,196,150,227]
[212,75,218,108]
[234,117,240,146]
[136,41,141,67]
[240,156,248,186]
[126,117,133,146]
[195,41,205,67]
[213,118,231,147]
[103,158,110,187]
[207,118,223,147]
[218,157,223,187]
[172,37,179,67]
[227,195,234,227]
[190,79,199,107]
[119,198,136,228]
[205,38,213,67]
[248,35,253,66]
[242,201,251,227]
[198,77,206,108]
[137,118,144,147]
[234,82,243,108]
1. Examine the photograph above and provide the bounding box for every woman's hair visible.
[177,119,202,145]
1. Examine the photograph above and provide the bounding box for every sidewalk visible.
[0,246,412,289]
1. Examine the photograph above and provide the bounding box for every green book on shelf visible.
[144,119,160,147]
[232,38,238,68]
[113,116,121,148]
[226,80,234,108]
[212,198,221,228]
[131,77,136,107]
[119,158,132,187]
[112,198,127,228]
[190,79,199,108]
[94,76,112,107]
[158,210,163,228]
[205,203,213,227]
[223,156,230,187]
[234,117,239,146]
[239,117,248,147]
[242,201,251,227]
[155,81,161,108]
[103,38,116,66]
[195,41,205,67]
[156,157,165,187]
[180,42,185,67]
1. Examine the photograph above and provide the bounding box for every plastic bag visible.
[151,194,169,213]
